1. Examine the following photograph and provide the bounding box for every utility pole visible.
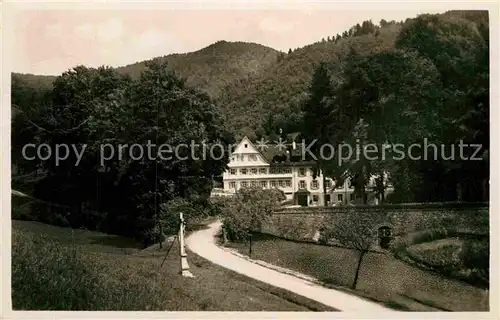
[179,212,194,277]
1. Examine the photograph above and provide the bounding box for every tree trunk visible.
[159,222,163,249]
[352,251,365,289]
[248,233,253,258]
[323,172,328,206]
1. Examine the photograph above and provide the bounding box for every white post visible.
[179,212,194,277]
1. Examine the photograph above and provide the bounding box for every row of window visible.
[227,175,351,190]
[231,154,258,162]
[229,167,293,175]
[228,179,293,189]
[228,179,352,191]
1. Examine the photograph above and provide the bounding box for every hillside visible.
[218,24,403,139]
[12,216,335,311]
[11,10,487,140]
[117,40,279,98]
[12,41,280,100]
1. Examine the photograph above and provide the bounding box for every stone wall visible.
[260,203,489,246]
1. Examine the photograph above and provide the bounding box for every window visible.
[259,168,267,174]
[350,193,355,201]
[326,194,331,203]
[241,155,246,161]
[241,168,248,175]
[244,144,248,148]
[312,195,319,202]
[260,181,267,188]
[325,179,331,189]
[285,180,292,187]
[251,180,257,187]
[271,180,277,187]
[283,167,292,174]
[251,168,257,175]
[337,194,343,202]
[278,180,284,187]
[230,169,236,175]
[298,168,306,176]
[229,182,236,189]
[270,167,281,174]
[241,181,248,188]
[249,155,257,161]
[311,180,319,190]
[299,180,306,189]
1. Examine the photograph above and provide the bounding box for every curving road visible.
[186,220,392,312]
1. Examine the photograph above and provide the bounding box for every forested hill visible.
[218,23,403,140]
[11,41,280,100]
[115,41,280,97]
[12,10,488,141]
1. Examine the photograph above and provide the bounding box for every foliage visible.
[460,238,489,280]
[299,11,488,203]
[12,60,231,243]
[220,187,285,242]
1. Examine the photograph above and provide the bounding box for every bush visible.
[220,187,285,242]
[460,239,489,281]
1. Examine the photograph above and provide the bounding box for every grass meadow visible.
[11,219,336,311]
[226,233,489,311]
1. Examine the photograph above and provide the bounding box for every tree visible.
[322,210,385,289]
[288,48,292,54]
[33,65,131,229]
[220,187,285,255]
[394,13,489,201]
[116,58,232,241]
[301,62,336,205]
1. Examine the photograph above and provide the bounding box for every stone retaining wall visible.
[261,203,489,246]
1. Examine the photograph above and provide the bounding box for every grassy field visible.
[226,233,489,311]
[11,219,336,311]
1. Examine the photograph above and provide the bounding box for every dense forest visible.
[11,10,489,242]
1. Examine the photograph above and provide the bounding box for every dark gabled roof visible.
[258,141,316,165]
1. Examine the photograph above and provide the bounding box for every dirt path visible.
[186,221,392,312]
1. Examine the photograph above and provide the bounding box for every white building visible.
[220,136,393,206]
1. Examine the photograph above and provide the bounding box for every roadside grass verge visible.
[12,220,336,311]
[225,232,489,311]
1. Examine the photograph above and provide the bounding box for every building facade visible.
[220,136,392,206]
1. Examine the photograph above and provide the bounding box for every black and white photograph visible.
[2,0,497,316]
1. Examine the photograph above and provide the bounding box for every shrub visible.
[220,187,285,242]
[460,239,489,280]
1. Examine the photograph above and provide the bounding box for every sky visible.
[11,6,449,75]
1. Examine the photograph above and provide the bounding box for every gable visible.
[232,136,260,155]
